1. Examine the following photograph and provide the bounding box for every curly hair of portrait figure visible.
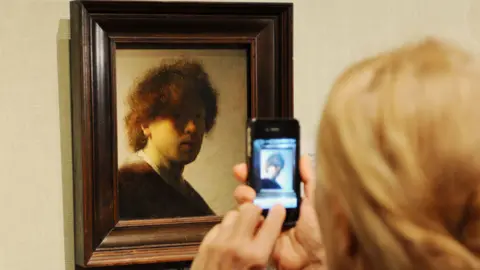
[117,58,220,220]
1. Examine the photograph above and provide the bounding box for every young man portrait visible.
[117,58,218,220]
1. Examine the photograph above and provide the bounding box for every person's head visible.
[264,153,285,179]
[315,38,480,270]
[124,58,218,165]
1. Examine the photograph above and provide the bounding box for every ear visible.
[141,124,151,137]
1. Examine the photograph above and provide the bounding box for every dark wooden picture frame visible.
[69,0,293,268]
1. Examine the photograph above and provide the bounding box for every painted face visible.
[143,90,206,165]
[265,165,281,179]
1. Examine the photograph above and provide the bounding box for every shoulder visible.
[261,179,282,189]
[117,155,158,190]
[119,160,153,176]
[118,152,152,176]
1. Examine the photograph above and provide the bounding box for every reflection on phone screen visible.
[252,138,297,209]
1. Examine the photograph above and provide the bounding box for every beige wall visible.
[1,0,479,269]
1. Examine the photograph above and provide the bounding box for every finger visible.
[195,225,223,270]
[299,197,322,234]
[254,215,265,233]
[220,210,240,229]
[207,211,239,270]
[233,185,256,204]
[199,224,221,251]
[272,234,295,265]
[214,210,240,242]
[272,234,287,262]
[233,163,248,183]
[300,197,318,219]
[297,198,324,254]
[232,203,263,239]
[253,204,286,248]
[272,232,308,270]
[299,155,316,199]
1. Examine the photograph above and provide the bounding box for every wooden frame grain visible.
[69,0,293,268]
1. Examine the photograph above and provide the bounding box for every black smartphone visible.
[246,118,301,228]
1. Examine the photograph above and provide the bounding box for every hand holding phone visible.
[246,118,301,228]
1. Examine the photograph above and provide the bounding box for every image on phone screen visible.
[251,138,298,209]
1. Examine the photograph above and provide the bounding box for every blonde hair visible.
[316,38,480,270]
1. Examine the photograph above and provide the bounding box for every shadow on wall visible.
[56,18,75,270]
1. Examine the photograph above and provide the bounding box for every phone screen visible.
[251,138,298,210]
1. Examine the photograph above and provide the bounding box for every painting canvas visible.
[115,48,247,220]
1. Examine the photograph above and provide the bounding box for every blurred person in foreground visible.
[190,37,480,270]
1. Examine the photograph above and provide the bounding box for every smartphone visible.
[246,118,301,228]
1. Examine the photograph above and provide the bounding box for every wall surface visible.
[0,0,479,269]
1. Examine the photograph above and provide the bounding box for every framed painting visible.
[69,0,293,269]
